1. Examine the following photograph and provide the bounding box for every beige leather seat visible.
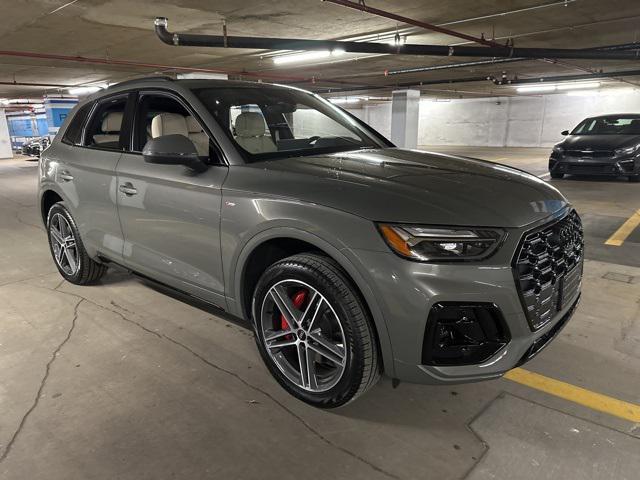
[186,116,209,157]
[93,112,122,145]
[234,112,276,154]
[151,112,189,139]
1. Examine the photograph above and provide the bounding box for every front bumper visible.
[549,154,639,176]
[348,212,582,385]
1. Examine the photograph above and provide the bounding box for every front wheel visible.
[629,175,640,183]
[550,171,564,179]
[252,253,380,408]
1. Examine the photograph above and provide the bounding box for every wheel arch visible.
[232,227,395,377]
[40,189,64,225]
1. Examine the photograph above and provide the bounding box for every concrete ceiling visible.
[2,0,640,100]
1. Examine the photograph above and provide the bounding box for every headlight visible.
[552,144,564,154]
[614,144,640,157]
[377,224,504,261]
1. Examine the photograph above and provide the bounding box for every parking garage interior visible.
[1,1,639,479]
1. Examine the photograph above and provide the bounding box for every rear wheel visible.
[46,202,107,285]
[252,253,380,408]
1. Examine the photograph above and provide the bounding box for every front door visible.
[115,91,228,307]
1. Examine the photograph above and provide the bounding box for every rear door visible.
[56,94,132,262]
[115,90,228,307]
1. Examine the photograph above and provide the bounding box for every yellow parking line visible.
[605,209,640,246]
[504,367,640,423]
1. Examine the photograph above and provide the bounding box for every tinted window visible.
[192,86,384,162]
[134,93,213,162]
[84,96,128,150]
[62,103,92,145]
[571,116,640,135]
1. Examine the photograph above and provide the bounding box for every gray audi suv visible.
[39,77,583,408]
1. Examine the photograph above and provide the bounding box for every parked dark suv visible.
[39,77,583,407]
[549,114,640,182]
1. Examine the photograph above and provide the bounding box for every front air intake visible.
[422,303,510,366]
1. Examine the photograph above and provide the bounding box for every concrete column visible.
[0,109,13,159]
[390,89,420,149]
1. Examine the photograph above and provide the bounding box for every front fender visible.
[223,205,395,377]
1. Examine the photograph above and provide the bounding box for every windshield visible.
[192,86,387,161]
[571,116,640,135]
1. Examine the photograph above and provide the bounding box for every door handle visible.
[119,182,138,196]
[59,171,74,182]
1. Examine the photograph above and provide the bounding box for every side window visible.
[62,103,92,145]
[83,96,128,150]
[135,93,213,162]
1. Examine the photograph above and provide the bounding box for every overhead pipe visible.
[314,67,640,95]
[0,49,322,84]
[491,68,640,86]
[322,0,500,47]
[154,17,640,61]
[0,80,78,89]
[386,42,640,76]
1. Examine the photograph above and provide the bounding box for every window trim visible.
[129,88,229,166]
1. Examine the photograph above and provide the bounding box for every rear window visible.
[62,104,93,145]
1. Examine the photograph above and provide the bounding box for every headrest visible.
[151,113,188,138]
[186,116,203,133]
[235,112,266,137]
[101,112,123,133]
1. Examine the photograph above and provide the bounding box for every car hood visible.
[231,148,568,228]
[561,134,640,150]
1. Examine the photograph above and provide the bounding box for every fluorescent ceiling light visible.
[556,81,600,90]
[67,85,104,95]
[329,96,368,104]
[273,49,345,65]
[0,98,9,106]
[516,85,556,93]
[517,81,601,94]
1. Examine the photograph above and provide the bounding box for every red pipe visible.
[0,49,371,89]
[322,0,500,47]
[0,49,309,82]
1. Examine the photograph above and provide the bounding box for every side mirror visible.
[143,134,207,173]
[561,130,569,136]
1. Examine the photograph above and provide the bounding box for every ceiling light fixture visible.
[516,81,601,94]
[273,49,345,65]
[67,85,105,96]
[556,81,601,90]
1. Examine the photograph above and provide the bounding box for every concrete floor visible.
[0,151,639,480]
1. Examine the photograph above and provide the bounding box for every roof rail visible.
[110,76,174,88]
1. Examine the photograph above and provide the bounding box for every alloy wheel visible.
[49,212,79,276]
[259,279,347,392]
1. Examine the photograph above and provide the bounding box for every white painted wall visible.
[346,89,640,148]
[0,109,13,159]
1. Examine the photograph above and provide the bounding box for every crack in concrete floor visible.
[4,280,402,480]
[0,298,83,463]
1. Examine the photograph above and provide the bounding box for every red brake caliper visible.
[281,290,307,330]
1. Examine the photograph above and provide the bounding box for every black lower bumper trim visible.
[516,293,580,367]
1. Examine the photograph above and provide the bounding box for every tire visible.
[550,171,564,179]
[252,253,380,408]
[629,175,640,183]
[46,202,107,285]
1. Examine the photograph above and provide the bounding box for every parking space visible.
[1,150,638,479]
